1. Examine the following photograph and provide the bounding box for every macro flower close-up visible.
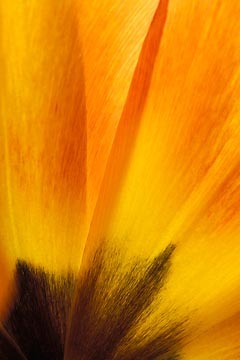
[0,0,240,359]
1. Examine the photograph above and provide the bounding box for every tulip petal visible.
[65,1,174,357]
[81,0,169,257]
[70,0,240,356]
[182,313,240,360]
[85,0,240,298]
[84,0,240,256]
[0,1,86,271]
[77,0,160,223]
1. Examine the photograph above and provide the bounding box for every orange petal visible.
[0,1,86,271]
[84,0,240,274]
[82,0,169,258]
[76,0,240,351]
[64,1,170,356]
[77,0,160,223]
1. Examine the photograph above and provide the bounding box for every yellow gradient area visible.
[182,313,240,359]
[77,0,159,223]
[0,1,86,272]
[84,0,240,350]
[0,0,161,273]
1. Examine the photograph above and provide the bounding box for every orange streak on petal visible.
[77,0,240,337]
[83,0,169,259]
[86,0,240,256]
[0,1,86,271]
[77,0,160,222]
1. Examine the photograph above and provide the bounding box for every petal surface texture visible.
[78,0,159,223]
[0,1,86,271]
[69,0,240,356]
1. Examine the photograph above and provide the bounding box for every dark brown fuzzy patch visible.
[5,261,75,360]
[65,244,184,360]
[0,325,27,360]
[2,244,184,360]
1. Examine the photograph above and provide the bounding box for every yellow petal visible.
[182,313,240,360]
[78,0,240,348]
[77,0,159,223]
[0,1,86,272]
[82,0,169,257]
[86,0,240,250]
